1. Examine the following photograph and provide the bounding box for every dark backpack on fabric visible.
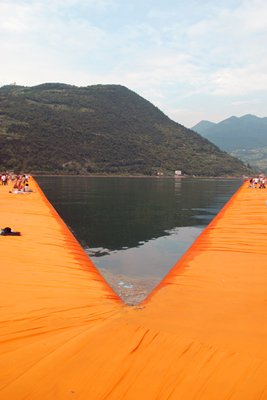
[1,227,21,236]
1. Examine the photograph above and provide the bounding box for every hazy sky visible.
[1,0,267,127]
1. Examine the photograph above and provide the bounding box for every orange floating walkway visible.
[1,179,267,399]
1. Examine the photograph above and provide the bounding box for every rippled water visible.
[36,177,242,280]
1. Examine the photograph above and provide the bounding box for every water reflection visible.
[174,178,181,196]
[86,226,202,278]
[36,177,243,279]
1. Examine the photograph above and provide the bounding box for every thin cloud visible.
[231,99,260,106]
[1,0,267,127]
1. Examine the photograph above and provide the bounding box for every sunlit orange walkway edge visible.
[1,179,267,399]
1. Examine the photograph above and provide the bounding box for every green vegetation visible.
[230,148,267,172]
[192,115,267,172]
[0,83,253,176]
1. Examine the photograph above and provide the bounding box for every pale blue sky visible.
[1,0,266,127]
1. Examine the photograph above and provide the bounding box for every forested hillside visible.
[192,114,267,172]
[0,83,252,176]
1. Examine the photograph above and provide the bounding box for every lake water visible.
[36,177,243,282]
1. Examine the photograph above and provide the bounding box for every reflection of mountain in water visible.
[36,177,242,253]
[85,226,204,279]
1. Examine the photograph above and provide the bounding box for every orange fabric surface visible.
[1,179,267,399]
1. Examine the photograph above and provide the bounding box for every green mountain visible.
[0,83,252,176]
[192,115,267,172]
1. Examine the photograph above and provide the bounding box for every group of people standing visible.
[0,173,34,193]
[247,176,266,189]
[1,173,30,186]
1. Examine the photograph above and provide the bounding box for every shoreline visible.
[33,174,246,179]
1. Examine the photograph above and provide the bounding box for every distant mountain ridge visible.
[191,114,267,171]
[0,83,252,176]
[190,120,216,134]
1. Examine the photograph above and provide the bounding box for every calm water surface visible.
[36,177,243,280]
